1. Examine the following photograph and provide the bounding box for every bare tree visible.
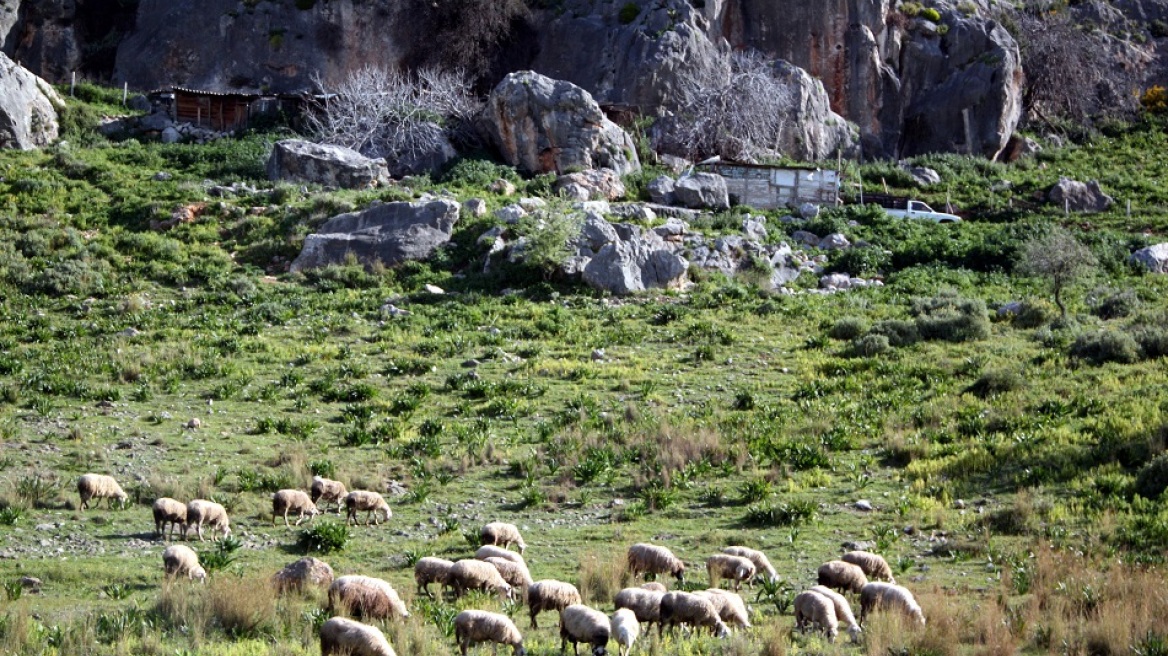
[1019,226,1098,318]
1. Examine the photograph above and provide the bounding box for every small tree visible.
[1019,226,1097,318]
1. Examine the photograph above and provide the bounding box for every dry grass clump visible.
[577,548,630,605]
[208,575,280,639]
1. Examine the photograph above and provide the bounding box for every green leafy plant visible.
[298,521,350,554]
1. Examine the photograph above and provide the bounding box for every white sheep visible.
[560,604,610,656]
[152,497,187,541]
[453,609,527,656]
[859,582,926,627]
[794,590,839,642]
[722,545,779,583]
[480,521,527,554]
[659,591,730,637]
[475,544,527,566]
[273,557,335,594]
[344,490,392,526]
[626,543,685,584]
[328,575,410,621]
[841,550,896,583]
[271,489,319,527]
[705,554,756,591]
[610,608,640,656]
[817,560,869,594]
[809,585,862,641]
[162,544,206,583]
[77,474,128,511]
[448,559,513,601]
[526,579,582,629]
[320,616,398,656]
[186,499,230,542]
[485,556,533,592]
[613,587,664,633]
[414,556,455,597]
[696,589,751,628]
[639,582,667,593]
[311,475,349,514]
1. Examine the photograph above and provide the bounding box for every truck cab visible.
[886,200,962,223]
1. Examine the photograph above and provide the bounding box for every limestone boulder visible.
[1130,243,1168,274]
[583,239,689,295]
[0,53,61,150]
[267,140,389,189]
[554,169,627,201]
[290,199,459,272]
[1047,177,1114,213]
[272,557,334,594]
[673,173,729,210]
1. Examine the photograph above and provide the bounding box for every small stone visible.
[490,179,516,196]
[462,359,481,368]
[854,500,874,512]
[117,328,141,338]
[152,172,172,182]
[591,349,606,361]
[903,525,916,535]
[423,284,445,295]
[953,499,966,509]
[381,304,410,318]
[186,418,202,430]
[19,576,42,593]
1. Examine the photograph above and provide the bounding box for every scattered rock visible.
[117,328,141,338]
[903,165,941,186]
[647,175,676,205]
[820,273,853,290]
[381,304,410,318]
[494,205,527,225]
[953,499,966,509]
[1047,177,1113,213]
[19,576,42,593]
[462,198,488,218]
[791,230,821,247]
[818,233,851,250]
[160,126,180,144]
[673,173,729,210]
[799,203,821,220]
[997,302,1023,317]
[490,179,517,196]
[854,500,874,512]
[554,169,627,201]
[152,172,172,182]
[842,540,876,551]
[1129,243,1168,273]
[590,348,606,361]
[186,418,201,430]
[290,199,460,272]
[0,53,61,149]
[423,284,445,295]
[266,139,390,190]
[272,557,334,594]
[385,481,408,496]
[583,240,689,295]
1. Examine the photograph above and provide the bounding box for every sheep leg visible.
[530,610,539,630]
[294,511,305,526]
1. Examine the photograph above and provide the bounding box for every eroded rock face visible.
[1129,243,1168,273]
[0,53,61,149]
[1048,177,1114,213]
[267,140,390,190]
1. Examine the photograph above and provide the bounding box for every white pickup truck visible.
[882,200,962,223]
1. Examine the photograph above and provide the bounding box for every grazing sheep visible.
[480,521,527,554]
[841,551,896,583]
[271,489,319,527]
[186,499,230,542]
[640,581,667,592]
[414,557,455,598]
[560,604,610,656]
[162,544,206,583]
[611,608,640,656]
[794,590,839,642]
[475,544,527,566]
[527,579,582,629]
[817,560,869,594]
[809,585,862,641]
[485,556,533,592]
[152,497,187,541]
[328,575,410,621]
[320,616,398,656]
[705,554,756,591]
[859,582,926,627]
[613,587,664,635]
[273,557,335,595]
[344,490,392,526]
[626,543,685,584]
[448,559,513,601]
[77,474,128,511]
[658,591,730,637]
[696,589,751,628]
[722,546,779,583]
[311,475,348,514]
[454,609,527,656]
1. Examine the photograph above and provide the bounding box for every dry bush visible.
[383,617,451,656]
[268,447,310,487]
[156,580,211,645]
[208,576,280,639]
[577,548,630,605]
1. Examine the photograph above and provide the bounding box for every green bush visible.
[829,317,869,340]
[967,369,1024,398]
[442,157,520,190]
[1136,454,1168,500]
[828,245,890,278]
[1070,330,1140,364]
[920,7,942,22]
[912,294,990,342]
[299,521,350,554]
[1012,300,1055,329]
[852,333,891,357]
[743,500,818,527]
[618,2,640,24]
[1089,287,1140,320]
[870,320,921,347]
[1133,326,1168,359]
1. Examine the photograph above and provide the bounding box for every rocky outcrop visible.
[290,198,459,272]
[555,169,626,201]
[485,71,640,176]
[267,140,390,189]
[1130,243,1168,274]
[1047,177,1114,213]
[0,52,61,149]
[673,173,729,210]
[583,238,690,295]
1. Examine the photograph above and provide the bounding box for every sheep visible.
[454,610,527,656]
[484,556,533,592]
[841,550,896,584]
[186,499,230,542]
[344,490,392,526]
[722,545,779,584]
[640,582,667,593]
[310,475,348,514]
[162,544,206,583]
[610,608,640,656]
[152,497,187,541]
[273,557,334,594]
[695,589,751,629]
[447,559,513,601]
[480,521,527,554]
[414,556,455,598]
[859,582,926,627]
[809,585,862,642]
[475,544,527,566]
[705,554,756,591]
[271,489,320,527]
[626,543,685,584]
[817,560,869,594]
[794,590,839,642]
[526,579,582,629]
[320,616,398,656]
[328,575,410,621]
[658,591,731,638]
[77,474,128,511]
[560,604,610,656]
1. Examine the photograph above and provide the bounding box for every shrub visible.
[1070,330,1140,365]
[743,500,818,527]
[829,246,890,278]
[1088,287,1140,320]
[1133,326,1168,359]
[912,294,990,342]
[967,369,1024,398]
[1012,300,1055,329]
[618,2,640,24]
[870,320,921,347]
[1136,454,1168,501]
[829,317,869,340]
[199,535,243,572]
[299,521,350,554]
[852,334,891,357]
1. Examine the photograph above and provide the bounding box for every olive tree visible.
[1019,226,1098,318]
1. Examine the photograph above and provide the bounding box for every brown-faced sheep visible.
[327,575,410,621]
[152,497,187,541]
[659,591,730,637]
[626,543,685,584]
[271,489,319,527]
[696,589,751,628]
[310,475,348,515]
[475,544,527,566]
[611,608,640,656]
[162,544,206,583]
[705,554,756,591]
[186,499,230,542]
[344,490,392,526]
[320,616,397,656]
[809,585,862,641]
[560,604,610,656]
[454,609,526,656]
[447,559,512,601]
[272,557,334,595]
[722,545,779,583]
[794,590,839,642]
[77,474,128,511]
[480,521,527,554]
[817,560,869,594]
[841,550,896,583]
[414,556,455,598]
[527,579,582,629]
[859,582,926,627]
[613,587,664,635]
[485,556,533,592]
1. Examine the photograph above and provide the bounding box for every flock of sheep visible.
[76,472,927,655]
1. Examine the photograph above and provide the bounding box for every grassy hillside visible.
[0,93,1166,655]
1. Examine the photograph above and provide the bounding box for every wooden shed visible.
[172,87,261,132]
[697,161,841,209]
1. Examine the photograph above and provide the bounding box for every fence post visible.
[71,72,76,97]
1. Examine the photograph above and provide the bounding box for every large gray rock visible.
[290,199,459,272]
[0,53,60,150]
[771,60,857,161]
[648,175,676,205]
[1130,243,1168,274]
[267,140,390,190]
[272,557,334,594]
[554,169,626,201]
[1047,177,1114,213]
[485,71,640,176]
[673,173,729,210]
[583,240,689,295]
